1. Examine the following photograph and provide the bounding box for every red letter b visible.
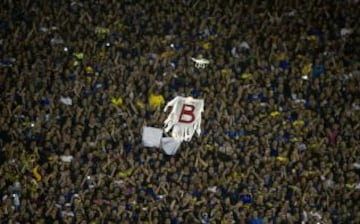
[178,104,195,123]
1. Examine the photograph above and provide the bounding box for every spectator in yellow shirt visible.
[149,89,165,110]
[111,96,123,107]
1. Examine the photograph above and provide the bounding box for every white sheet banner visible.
[164,96,204,142]
[141,126,182,155]
[142,126,163,148]
[161,137,181,155]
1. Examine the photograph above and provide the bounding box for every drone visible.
[191,57,210,69]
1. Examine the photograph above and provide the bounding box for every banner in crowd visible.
[164,96,204,142]
[142,126,163,148]
[160,137,181,155]
[142,126,181,155]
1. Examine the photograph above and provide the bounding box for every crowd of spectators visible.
[1,0,360,223]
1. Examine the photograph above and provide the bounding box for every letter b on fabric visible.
[178,104,195,123]
[164,96,204,142]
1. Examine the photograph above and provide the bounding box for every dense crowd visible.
[1,0,360,223]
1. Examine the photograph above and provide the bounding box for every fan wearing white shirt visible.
[60,149,74,163]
